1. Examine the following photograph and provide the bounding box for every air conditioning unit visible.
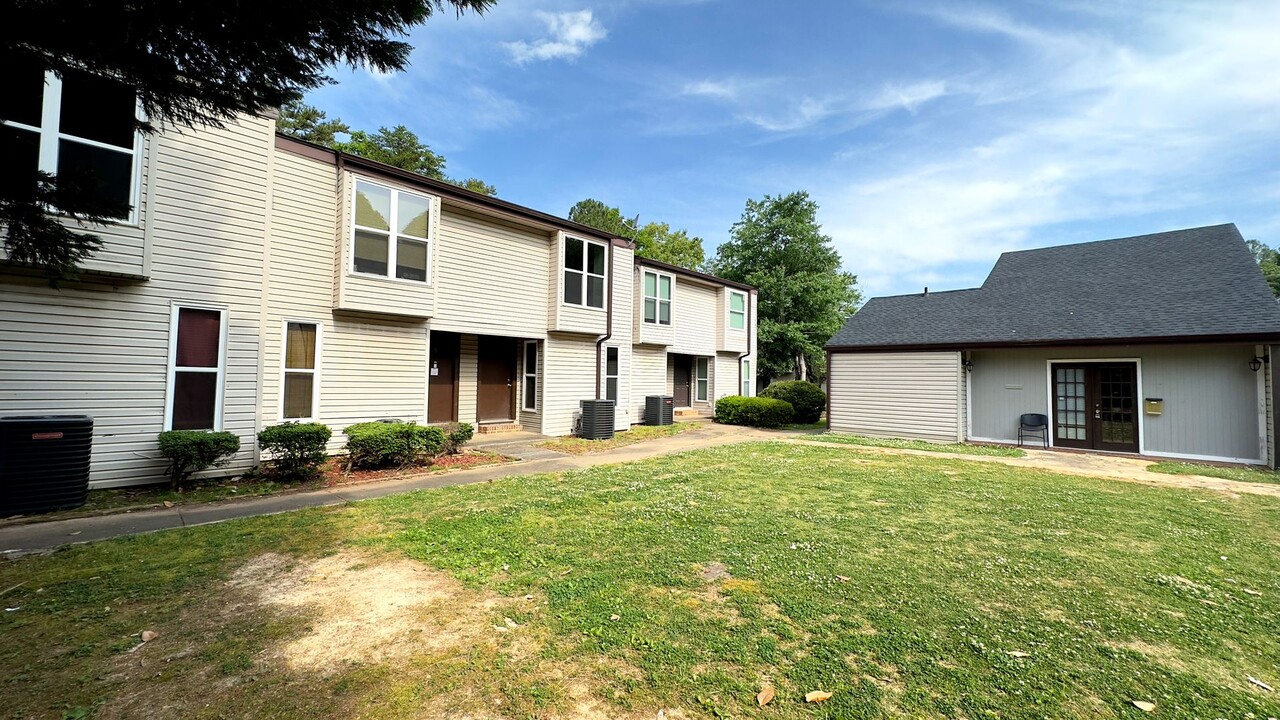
[0,415,93,516]
[645,395,674,426]
[579,400,616,440]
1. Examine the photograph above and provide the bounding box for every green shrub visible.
[714,396,795,428]
[760,380,826,424]
[441,422,474,455]
[157,430,241,489]
[343,421,446,469]
[258,422,332,481]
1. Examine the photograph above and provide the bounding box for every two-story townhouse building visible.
[1,73,756,489]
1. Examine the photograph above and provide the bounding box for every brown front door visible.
[1052,363,1139,453]
[428,332,459,423]
[477,336,517,422]
[673,356,692,407]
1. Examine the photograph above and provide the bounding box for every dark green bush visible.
[343,421,446,469]
[714,396,795,429]
[157,430,241,489]
[759,380,826,424]
[441,422,474,455]
[258,422,332,481]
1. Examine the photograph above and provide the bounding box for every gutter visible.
[738,289,756,395]
[596,239,633,399]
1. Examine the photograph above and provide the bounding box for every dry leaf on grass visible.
[1006,650,1030,658]
[1247,675,1273,691]
[836,575,851,582]
[756,686,775,706]
[805,690,833,703]
[140,630,158,642]
[1132,700,1156,712]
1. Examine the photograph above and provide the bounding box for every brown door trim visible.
[1051,361,1139,453]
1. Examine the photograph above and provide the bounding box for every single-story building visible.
[825,224,1280,466]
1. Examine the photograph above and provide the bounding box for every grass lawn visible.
[3,443,1278,719]
[813,432,1027,457]
[1147,460,1280,486]
[539,421,699,454]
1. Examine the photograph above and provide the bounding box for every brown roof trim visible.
[827,332,1280,353]
[274,134,623,244]
[634,256,756,292]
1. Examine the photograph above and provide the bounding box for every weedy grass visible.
[814,433,1026,457]
[2,442,1278,719]
[538,422,699,455]
[1147,460,1280,486]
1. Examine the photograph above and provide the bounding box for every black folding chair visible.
[1018,413,1049,448]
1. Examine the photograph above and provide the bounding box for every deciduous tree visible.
[567,199,706,270]
[711,191,860,383]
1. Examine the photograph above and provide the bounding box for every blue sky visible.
[307,0,1280,299]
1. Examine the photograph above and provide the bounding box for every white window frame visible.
[643,270,674,326]
[522,340,539,412]
[695,357,709,402]
[349,177,434,285]
[727,290,747,331]
[2,70,144,226]
[741,359,753,397]
[163,303,229,431]
[561,235,608,310]
[279,319,323,423]
[604,346,620,402]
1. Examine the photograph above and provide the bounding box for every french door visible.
[1051,362,1139,453]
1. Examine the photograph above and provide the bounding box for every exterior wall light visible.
[961,358,975,373]
[1250,356,1266,372]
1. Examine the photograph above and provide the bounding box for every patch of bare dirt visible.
[228,551,504,672]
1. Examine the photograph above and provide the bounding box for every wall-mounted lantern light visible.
[961,358,975,373]
[1250,356,1266,372]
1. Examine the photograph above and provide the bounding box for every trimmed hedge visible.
[714,396,794,428]
[760,380,826,424]
[157,430,240,489]
[258,422,332,481]
[344,421,446,469]
[441,422,474,455]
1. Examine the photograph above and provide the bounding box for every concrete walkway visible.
[788,438,1280,498]
[0,423,782,554]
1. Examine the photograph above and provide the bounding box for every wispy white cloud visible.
[505,10,608,65]
[820,1,1280,297]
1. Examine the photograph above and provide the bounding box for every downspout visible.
[737,289,755,395]
[595,239,625,399]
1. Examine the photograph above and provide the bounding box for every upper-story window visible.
[351,179,432,283]
[563,236,606,308]
[643,270,672,325]
[2,64,140,221]
[728,290,747,330]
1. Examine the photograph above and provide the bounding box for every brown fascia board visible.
[634,256,756,292]
[827,332,1280,353]
[274,134,624,245]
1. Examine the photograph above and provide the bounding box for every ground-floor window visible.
[605,346,619,401]
[741,358,752,396]
[696,357,709,401]
[166,305,226,430]
[523,340,539,411]
[282,321,321,421]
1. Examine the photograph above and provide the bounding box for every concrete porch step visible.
[477,422,523,434]
[674,408,713,418]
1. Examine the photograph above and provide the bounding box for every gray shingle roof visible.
[827,224,1280,349]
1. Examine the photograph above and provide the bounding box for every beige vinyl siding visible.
[458,334,479,425]
[62,134,153,278]
[630,346,668,422]
[1268,345,1277,468]
[670,280,718,356]
[541,336,598,435]
[828,351,963,442]
[968,344,1264,463]
[0,115,274,488]
[333,171,437,319]
[323,317,427,442]
[606,244,635,429]
[714,353,740,401]
[434,207,552,338]
[717,288,749,354]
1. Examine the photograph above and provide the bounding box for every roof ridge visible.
[992,223,1239,260]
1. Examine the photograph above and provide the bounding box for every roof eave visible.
[827,331,1280,353]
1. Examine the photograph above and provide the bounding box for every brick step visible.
[477,422,523,434]
[674,408,712,417]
